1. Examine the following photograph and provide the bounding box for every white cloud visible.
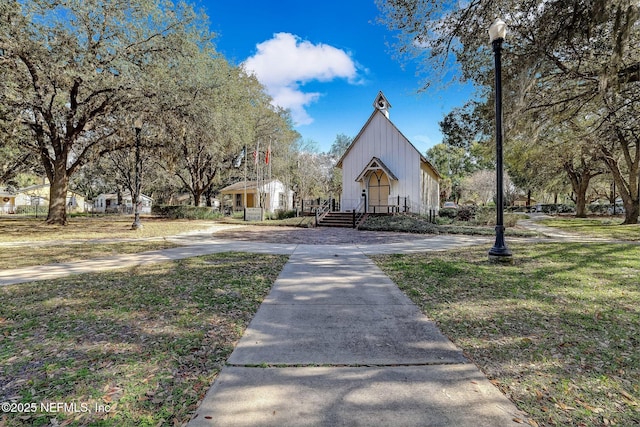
[243,32,360,125]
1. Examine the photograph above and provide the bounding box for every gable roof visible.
[335,109,441,179]
[219,179,283,193]
[18,183,85,197]
[354,157,398,182]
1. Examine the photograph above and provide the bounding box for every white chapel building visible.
[336,92,441,214]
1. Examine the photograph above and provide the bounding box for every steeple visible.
[373,91,391,119]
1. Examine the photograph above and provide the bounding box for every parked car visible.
[442,201,458,209]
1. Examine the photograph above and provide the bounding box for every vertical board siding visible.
[341,111,439,212]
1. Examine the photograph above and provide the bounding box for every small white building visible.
[93,192,153,213]
[0,191,16,214]
[1,183,86,214]
[336,92,441,214]
[219,179,293,213]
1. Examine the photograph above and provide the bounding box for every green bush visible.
[438,207,457,219]
[473,206,495,225]
[456,205,476,221]
[14,205,37,215]
[152,205,221,220]
[275,209,296,220]
[360,213,440,234]
[436,216,453,225]
[471,206,520,227]
[589,204,608,214]
[537,203,575,214]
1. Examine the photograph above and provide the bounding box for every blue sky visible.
[197,0,474,154]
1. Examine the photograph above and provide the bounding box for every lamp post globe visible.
[489,18,507,43]
[488,18,512,262]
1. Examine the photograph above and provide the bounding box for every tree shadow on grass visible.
[372,242,640,426]
[0,252,287,426]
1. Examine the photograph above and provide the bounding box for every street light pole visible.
[488,18,512,262]
[132,117,143,230]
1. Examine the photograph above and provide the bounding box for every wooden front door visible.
[367,170,390,212]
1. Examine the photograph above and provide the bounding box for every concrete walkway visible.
[0,232,490,287]
[187,244,525,426]
[3,222,573,425]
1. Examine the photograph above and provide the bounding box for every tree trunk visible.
[600,146,639,224]
[575,190,588,218]
[623,199,639,224]
[46,161,69,225]
[192,191,202,207]
[563,162,593,218]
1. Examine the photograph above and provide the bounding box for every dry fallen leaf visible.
[619,389,636,404]
[556,402,576,411]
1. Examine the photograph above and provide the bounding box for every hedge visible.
[152,205,222,219]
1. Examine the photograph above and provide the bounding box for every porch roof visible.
[219,181,260,193]
[354,157,398,182]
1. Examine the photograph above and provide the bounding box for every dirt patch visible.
[212,226,432,245]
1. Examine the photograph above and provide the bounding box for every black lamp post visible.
[132,117,143,230]
[488,18,512,262]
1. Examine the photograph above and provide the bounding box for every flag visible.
[233,146,245,168]
[265,143,271,165]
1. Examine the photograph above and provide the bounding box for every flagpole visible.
[268,140,272,210]
[255,140,260,208]
[243,145,247,209]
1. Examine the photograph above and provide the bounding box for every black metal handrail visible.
[352,198,366,228]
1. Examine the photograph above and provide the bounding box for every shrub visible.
[436,216,453,225]
[537,204,575,214]
[589,204,608,214]
[275,209,296,220]
[471,206,520,227]
[152,205,221,220]
[360,213,440,234]
[14,205,36,215]
[473,206,495,225]
[438,207,457,219]
[456,205,476,221]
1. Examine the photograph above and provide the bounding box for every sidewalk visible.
[516,213,616,241]
[0,233,490,287]
[2,230,525,425]
[2,222,631,425]
[187,245,525,426]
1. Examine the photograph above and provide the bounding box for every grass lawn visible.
[373,243,640,427]
[218,215,315,228]
[540,217,640,241]
[0,252,288,427]
[0,217,221,243]
[0,241,180,270]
